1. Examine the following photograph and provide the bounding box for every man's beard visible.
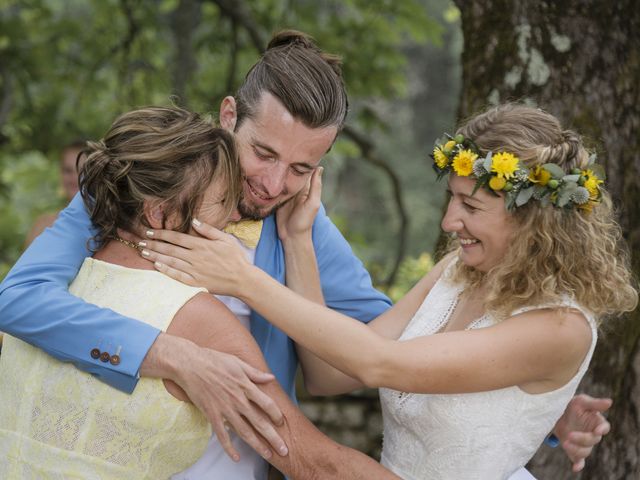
[238,196,280,220]
[237,194,294,220]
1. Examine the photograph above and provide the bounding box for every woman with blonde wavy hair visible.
[142,103,637,479]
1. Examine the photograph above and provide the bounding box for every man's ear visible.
[142,200,164,229]
[219,96,238,131]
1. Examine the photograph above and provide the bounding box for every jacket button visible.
[110,354,121,366]
[90,348,101,359]
[100,351,111,362]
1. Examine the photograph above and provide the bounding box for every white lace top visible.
[379,265,597,480]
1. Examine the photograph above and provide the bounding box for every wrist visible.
[280,230,313,247]
[140,333,195,382]
[237,265,270,305]
[281,234,314,256]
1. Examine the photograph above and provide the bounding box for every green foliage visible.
[0,0,460,286]
[386,252,434,301]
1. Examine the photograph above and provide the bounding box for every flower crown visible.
[431,134,605,212]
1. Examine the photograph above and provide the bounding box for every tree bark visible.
[452,1,640,478]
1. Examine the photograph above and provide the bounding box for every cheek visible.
[285,174,309,194]
[239,149,261,178]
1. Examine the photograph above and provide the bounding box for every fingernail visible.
[154,261,163,269]
[146,230,154,237]
[141,249,150,257]
[319,166,324,175]
[263,450,272,459]
[192,218,201,227]
[279,445,288,456]
[232,454,240,462]
[138,241,147,248]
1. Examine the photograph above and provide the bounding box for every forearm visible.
[238,265,388,387]
[282,236,324,304]
[173,300,396,479]
[278,414,396,479]
[226,337,396,477]
[0,194,158,392]
[283,236,365,395]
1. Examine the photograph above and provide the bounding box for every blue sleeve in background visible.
[0,193,160,393]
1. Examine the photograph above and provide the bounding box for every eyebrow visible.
[446,187,484,204]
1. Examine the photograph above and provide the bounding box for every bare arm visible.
[276,168,452,395]
[275,171,364,395]
[224,264,592,394]
[165,293,397,479]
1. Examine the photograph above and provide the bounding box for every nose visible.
[441,199,463,233]
[262,163,288,198]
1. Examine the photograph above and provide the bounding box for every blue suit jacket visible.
[0,194,391,397]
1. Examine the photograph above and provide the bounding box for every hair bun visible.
[267,29,318,51]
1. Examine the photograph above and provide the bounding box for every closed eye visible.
[291,166,312,176]
[253,147,274,161]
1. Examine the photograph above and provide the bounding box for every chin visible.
[238,200,274,220]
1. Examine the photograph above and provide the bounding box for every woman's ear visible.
[142,200,165,229]
[219,96,238,131]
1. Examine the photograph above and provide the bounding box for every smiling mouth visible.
[246,180,274,202]
[459,237,479,246]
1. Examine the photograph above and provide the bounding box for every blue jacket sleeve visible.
[312,205,392,322]
[0,194,160,393]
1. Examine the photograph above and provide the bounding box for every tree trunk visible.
[452,1,640,478]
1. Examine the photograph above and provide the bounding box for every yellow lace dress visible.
[0,258,211,479]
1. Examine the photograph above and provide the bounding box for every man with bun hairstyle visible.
[0,30,610,478]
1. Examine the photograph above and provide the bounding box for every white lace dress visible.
[379,269,597,480]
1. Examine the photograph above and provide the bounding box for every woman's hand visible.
[276,167,323,243]
[139,221,252,296]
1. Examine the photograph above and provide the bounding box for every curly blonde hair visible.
[446,104,637,320]
[79,106,241,249]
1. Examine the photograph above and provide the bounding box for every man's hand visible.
[276,167,323,242]
[141,333,287,462]
[553,393,612,472]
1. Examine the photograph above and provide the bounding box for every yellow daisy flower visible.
[584,176,602,197]
[582,169,603,197]
[528,165,551,186]
[488,176,506,191]
[433,146,449,169]
[452,149,477,177]
[491,152,520,179]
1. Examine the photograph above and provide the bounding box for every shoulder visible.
[510,307,593,345]
[24,212,59,246]
[504,307,594,373]
[168,293,240,345]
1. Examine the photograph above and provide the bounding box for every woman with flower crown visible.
[141,104,638,479]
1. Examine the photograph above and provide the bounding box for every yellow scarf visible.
[223,219,263,249]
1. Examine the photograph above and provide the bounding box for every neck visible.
[93,228,154,271]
